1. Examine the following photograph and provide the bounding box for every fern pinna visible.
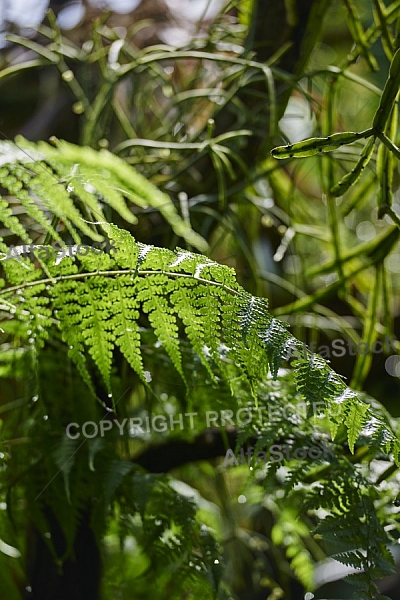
[0,139,399,599]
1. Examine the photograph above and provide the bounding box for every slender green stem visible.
[0,268,240,297]
[378,131,400,159]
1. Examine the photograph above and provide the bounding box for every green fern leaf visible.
[34,137,208,252]
[137,274,185,386]
[53,435,78,503]
[51,276,114,395]
[109,275,146,382]
[345,402,370,453]
[259,317,291,378]
[170,279,216,380]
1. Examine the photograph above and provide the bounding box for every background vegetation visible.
[0,1,400,599]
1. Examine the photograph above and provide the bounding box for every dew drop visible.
[84,182,96,194]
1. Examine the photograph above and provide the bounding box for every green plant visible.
[0,137,399,599]
[1,1,400,599]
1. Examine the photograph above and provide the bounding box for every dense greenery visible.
[0,1,400,599]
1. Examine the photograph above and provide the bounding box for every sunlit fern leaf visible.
[259,317,291,378]
[137,273,186,387]
[0,164,63,243]
[237,294,269,346]
[50,275,114,395]
[344,401,370,453]
[362,414,400,458]
[27,166,101,243]
[294,354,343,405]
[108,275,146,383]
[0,195,32,243]
[193,283,225,369]
[41,156,136,226]
[99,223,139,270]
[170,279,217,381]
[29,137,208,252]
[0,137,208,253]
[1,225,400,465]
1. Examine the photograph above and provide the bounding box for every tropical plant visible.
[0,1,400,600]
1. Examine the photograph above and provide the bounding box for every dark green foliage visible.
[1,2,400,598]
[0,139,400,598]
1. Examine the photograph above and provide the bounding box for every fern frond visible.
[1,224,400,463]
[170,279,216,380]
[345,402,370,453]
[137,273,185,385]
[259,316,292,378]
[0,137,208,253]
[109,275,146,382]
[53,435,79,503]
